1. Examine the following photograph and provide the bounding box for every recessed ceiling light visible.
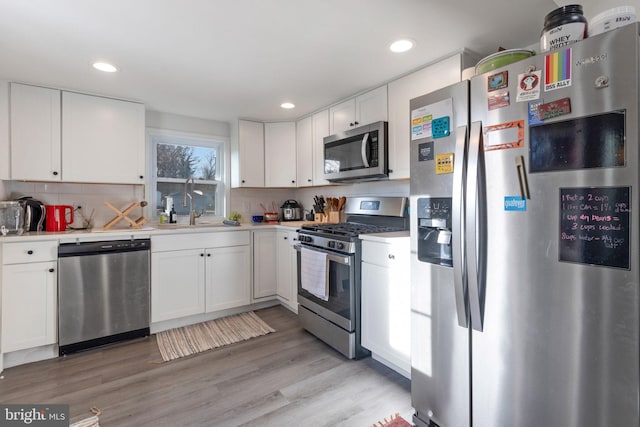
[92,62,118,72]
[389,39,415,53]
[280,102,295,109]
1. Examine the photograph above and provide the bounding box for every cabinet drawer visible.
[203,230,250,248]
[362,239,408,267]
[3,241,58,264]
[152,231,250,252]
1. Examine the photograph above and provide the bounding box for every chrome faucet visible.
[183,177,203,225]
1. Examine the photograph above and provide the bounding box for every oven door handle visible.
[294,244,352,265]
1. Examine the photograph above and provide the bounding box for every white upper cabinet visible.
[312,109,331,186]
[295,116,313,187]
[387,54,464,179]
[62,91,145,184]
[329,85,388,134]
[236,120,265,187]
[10,83,62,181]
[264,121,297,187]
[10,83,145,184]
[329,98,355,135]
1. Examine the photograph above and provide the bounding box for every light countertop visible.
[359,231,410,242]
[0,221,319,244]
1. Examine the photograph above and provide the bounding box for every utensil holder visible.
[327,211,345,223]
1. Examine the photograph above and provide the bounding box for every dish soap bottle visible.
[169,205,177,223]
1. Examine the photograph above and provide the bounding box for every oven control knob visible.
[328,241,335,248]
[336,242,344,250]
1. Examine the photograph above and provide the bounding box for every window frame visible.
[146,128,230,220]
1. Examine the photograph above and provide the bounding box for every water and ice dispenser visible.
[417,197,452,267]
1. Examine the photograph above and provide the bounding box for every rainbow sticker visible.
[544,49,572,92]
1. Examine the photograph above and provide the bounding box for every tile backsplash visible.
[5,181,145,230]
[230,179,409,222]
[2,178,409,229]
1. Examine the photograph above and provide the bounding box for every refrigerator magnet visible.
[538,97,571,120]
[488,90,510,110]
[483,120,525,151]
[516,70,541,102]
[544,49,572,91]
[528,100,544,125]
[435,153,454,174]
[488,71,508,91]
[504,196,526,211]
[418,141,434,161]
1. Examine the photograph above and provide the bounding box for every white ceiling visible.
[0,0,636,123]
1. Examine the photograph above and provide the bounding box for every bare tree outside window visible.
[150,133,224,218]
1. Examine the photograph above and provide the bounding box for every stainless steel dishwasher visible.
[57,238,150,355]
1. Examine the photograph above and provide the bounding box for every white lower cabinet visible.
[151,248,205,322]
[252,229,277,299]
[276,229,298,312]
[151,231,250,323]
[361,236,411,378]
[206,245,251,312]
[1,241,58,353]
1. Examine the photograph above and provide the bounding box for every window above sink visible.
[148,130,227,220]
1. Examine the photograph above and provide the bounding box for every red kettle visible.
[45,205,74,232]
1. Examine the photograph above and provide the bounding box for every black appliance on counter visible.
[17,196,46,232]
[281,199,303,221]
[295,196,408,359]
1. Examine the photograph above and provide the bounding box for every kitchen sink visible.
[155,222,227,229]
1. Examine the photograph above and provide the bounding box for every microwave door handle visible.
[360,133,370,168]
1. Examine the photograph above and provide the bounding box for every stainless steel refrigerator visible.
[409,23,639,427]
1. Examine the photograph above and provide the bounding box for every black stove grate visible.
[300,222,405,238]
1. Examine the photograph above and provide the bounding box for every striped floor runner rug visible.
[155,311,275,361]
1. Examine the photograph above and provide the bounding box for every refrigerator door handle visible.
[360,133,370,168]
[516,155,531,199]
[452,124,469,327]
[467,121,486,332]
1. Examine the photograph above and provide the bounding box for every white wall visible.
[146,111,230,137]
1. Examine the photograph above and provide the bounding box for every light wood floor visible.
[0,306,413,426]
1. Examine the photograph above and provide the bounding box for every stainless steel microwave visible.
[323,121,388,182]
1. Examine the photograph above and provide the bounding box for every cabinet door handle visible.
[242,179,246,184]
[200,253,204,257]
[139,175,144,179]
[52,171,59,176]
[354,121,359,126]
[291,180,295,184]
[27,250,34,255]
[388,254,395,259]
[49,268,55,273]
[307,179,312,182]
[284,236,288,240]
[207,253,211,257]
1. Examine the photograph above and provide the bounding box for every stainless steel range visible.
[296,196,408,359]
